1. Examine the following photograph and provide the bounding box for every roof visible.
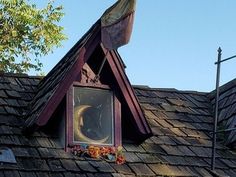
[0,73,236,176]
[209,78,236,146]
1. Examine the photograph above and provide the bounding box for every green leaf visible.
[0,0,67,73]
[11,30,17,37]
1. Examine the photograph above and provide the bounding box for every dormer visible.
[23,21,152,150]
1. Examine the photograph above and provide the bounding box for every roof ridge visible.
[133,85,208,95]
[209,78,236,98]
[0,72,28,77]
[0,72,42,79]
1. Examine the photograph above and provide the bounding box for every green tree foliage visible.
[0,0,66,73]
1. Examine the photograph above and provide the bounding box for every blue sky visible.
[33,0,236,92]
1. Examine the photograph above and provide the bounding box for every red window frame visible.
[66,82,121,150]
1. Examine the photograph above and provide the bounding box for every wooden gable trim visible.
[37,48,85,126]
[36,28,101,127]
[100,44,152,138]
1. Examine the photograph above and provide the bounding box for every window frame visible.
[66,82,121,149]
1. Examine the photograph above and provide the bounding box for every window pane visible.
[73,87,114,145]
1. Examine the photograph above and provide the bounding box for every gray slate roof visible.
[0,73,236,176]
[209,79,236,146]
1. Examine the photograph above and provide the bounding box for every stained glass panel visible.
[73,87,114,145]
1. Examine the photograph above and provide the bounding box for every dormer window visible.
[23,28,152,152]
[73,86,114,145]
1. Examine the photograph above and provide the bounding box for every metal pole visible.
[215,54,236,64]
[211,47,222,171]
[93,50,109,82]
[211,127,236,134]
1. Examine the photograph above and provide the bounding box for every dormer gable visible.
[23,20,152,148]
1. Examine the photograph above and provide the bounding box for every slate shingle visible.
[110,164,133,175]
[123,152,141,163]
[89,161,115,173]
[38,148,56,158]
[123,144,145,153]
[76,161,97,173]
[19,171,37,177]
[48,159,65,172]
[152,135,177,145]
[36,172,52,177]
[160,155,188,166]
[5,90,21,98]
[50,172,65,177]
[141,143,166,155]
[220,158,236,168]
[148,164,185,176]
[0,171,4,177]
[0,90,8,98]
[12,147,39,158]
[136,153,162,163]
[17,158,49,171]
[0,107,6,114]
[3,170,21,177]
[128,164,155,176]
[61,159,80,172]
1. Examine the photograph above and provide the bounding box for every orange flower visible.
[116,155,125,165]
[109,147,116,154]
[88,146,100,158]
[71,145,126,164]
[100,147,110,156]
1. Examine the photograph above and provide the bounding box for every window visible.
[73,87,114,145]
[67,83,121,148]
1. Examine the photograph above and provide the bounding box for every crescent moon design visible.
[74,105,109,144]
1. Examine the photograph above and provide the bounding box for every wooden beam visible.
[100,45,152,136]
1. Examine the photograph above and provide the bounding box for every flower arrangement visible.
[71,144,125,165]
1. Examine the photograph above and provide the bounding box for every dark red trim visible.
[37,48,86,126]
[100,45,152,136]
[114,96,121,147]
[67,86,74,148]
[73,81,111,90]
